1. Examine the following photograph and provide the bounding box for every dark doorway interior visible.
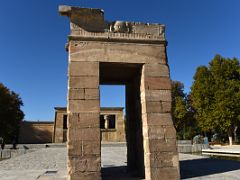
[100,62,145,179]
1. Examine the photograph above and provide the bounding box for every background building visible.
[53,107,126,143]
[19,107,126,143]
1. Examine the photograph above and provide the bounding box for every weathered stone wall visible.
[53,107,68,143]
[67,58,101,179]
[59,5,179,180]
[140,64,179,179]
[19,121,54,144]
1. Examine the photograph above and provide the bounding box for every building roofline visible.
[54,107,124,111]
[54,107,67,111]
[100,107,124,111]
[22,121,54,124]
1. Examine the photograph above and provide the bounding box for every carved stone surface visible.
[59,5,180,180]
[59,5,166,44]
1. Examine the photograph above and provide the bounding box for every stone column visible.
[141,63,180,180]
[104,115,108,129]
[67,60,101,180]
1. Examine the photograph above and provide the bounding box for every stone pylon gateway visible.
[59,5,180,180]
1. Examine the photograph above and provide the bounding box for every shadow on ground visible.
[102,166,143,180]
[180,158,240,179]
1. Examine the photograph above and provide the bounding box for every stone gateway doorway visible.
[59,5,179,180]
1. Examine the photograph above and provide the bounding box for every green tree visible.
[190,55,240,145]
[172,81,186,131]
[172,81,196,140]
[0,83,24,143]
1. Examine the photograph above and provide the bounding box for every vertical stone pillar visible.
[67,59,101,179]
[141,62,180,180]
[53,110,64,143]
[104,115,108,129]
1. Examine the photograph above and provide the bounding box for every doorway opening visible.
[100,62,145,179]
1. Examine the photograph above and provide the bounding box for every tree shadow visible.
[180,157,240,179]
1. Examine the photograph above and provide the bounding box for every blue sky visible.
[0,0,239,121]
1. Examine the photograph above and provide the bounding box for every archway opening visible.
[100,62,145,179]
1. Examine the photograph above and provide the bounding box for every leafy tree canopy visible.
[0,83,24,142]
[172,81,197,139]
[190,55,240,142]
[172,81,187,129]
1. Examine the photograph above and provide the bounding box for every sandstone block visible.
[165,126,176,139]
[145,152,177,168]
[161,101,172,112]
[68,113,99,128]
[68,127,100,141]
[68,155,101,172]
[143,126,165,140]
[144,63,169,77]
[143,125,176,140]
[144,139,177,153]
[68,140,100,156]
[69,76,99,89]
[70,48,105,62]
[69,171,101,180]
[172,153,180,170]
[142,101,171,113]
[141,90,172,102]
[69,100,99,113]
[69,61,99,76]
[68,89,84,100]
[85,88,99,99]
[68,88,99,100]
[159,53,168,65]
[145,167,180,180]
[69,41,165,64]
[145,77,171,90]
[142,113,173,126]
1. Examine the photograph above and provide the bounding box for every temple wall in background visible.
[53,107,126,143]
[19,121,54,144]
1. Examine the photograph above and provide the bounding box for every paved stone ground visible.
[180,153,240,179]
[1,143,240,179]
[101,143,134,179]
[0,148,67,180]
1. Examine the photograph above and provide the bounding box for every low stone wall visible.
[177,140,209,153]
[178,140,192,144]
